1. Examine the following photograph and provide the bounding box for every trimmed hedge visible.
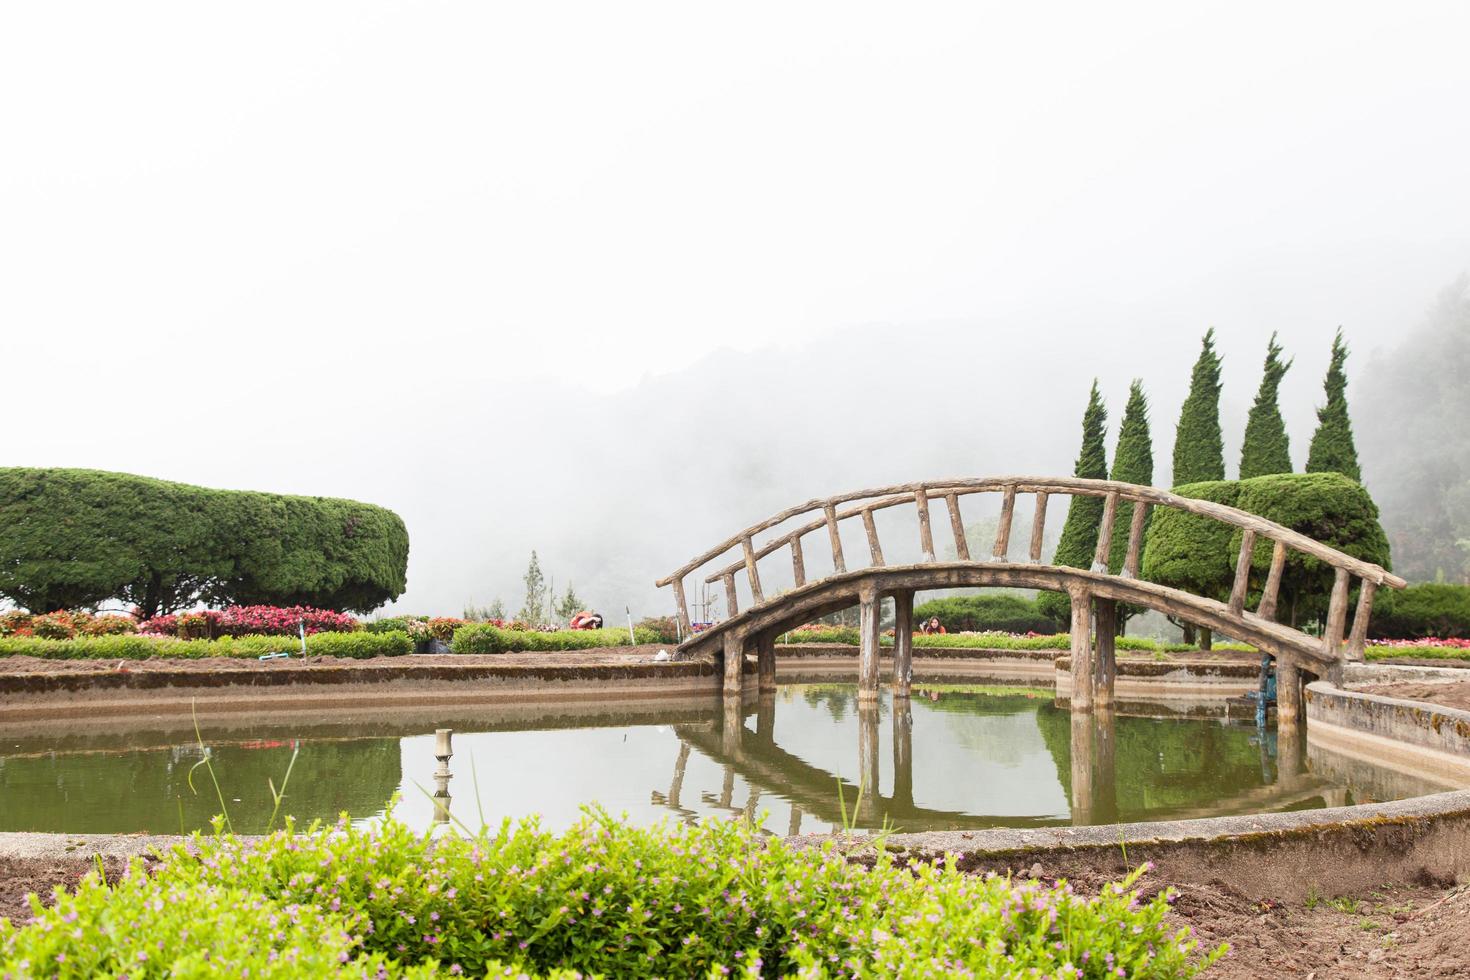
[776,628,1253,654]
[0,630,412,660]
[451,624,662,654]
[1371,583,1470,640]
[912,594,1062,634]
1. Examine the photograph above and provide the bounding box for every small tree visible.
[518,551,547,626]
[1172,329,1226,486]
[1238,332,1293,479]
[556,582,584,622]
[1108,381,1154,633]
[1305,329,1362,482]
[1037,382,1108,621]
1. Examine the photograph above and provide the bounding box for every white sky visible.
[3,2,1469,614]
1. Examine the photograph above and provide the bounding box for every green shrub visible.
[1370,583,1470,639]
[635,615,680,644]
[0,630,412,660]
[1141,480,1241,601]
[912,593,1062,634]
[365,615,426,634]
[1366,644,1470,662]
[451,625,660,654]
[123,812,1222,979]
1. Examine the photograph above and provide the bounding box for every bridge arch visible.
[655,477,1404,712]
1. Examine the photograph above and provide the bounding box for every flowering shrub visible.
[1369,636,1470,649]
[29,611,81,639]
[84,810,1225,979]
[426,617,467,643]
[138,606,359,639]
[77,614,136,636]
[0,611,33,637]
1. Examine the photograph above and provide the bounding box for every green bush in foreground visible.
[0,810,1226,978]
[0,629,413,660]
[451,624,661,654]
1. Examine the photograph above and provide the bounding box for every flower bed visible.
[0,630,411,661]
[0,812,1223,978]
[451,624,661,655]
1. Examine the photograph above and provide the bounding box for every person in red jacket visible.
[921,616,946,635]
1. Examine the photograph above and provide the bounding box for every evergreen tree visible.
[556,582,584,621]
[1037,383,1108,619]
[1171,329,1226,486]
[518,551,547,625]
[1108,380,1154,573]
[1238,332,1294,479]
[1305,329,1362,482]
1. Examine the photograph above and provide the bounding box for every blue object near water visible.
[258,651,291,661]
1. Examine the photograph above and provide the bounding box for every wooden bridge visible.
[655,476,1405,717]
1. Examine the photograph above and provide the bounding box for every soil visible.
[3,855,1465,976]
[1352,680,1470,712]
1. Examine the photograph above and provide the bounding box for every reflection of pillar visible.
[1094,708,1117,824]
[1069,712,1095,826]
[1093,599,1116,708]
[723,631,745,696]
[757,632,777,693]
[892,700,913,808]
[787,806,803,836]
[1069,588,1095,712]
[432,728,453,826]
[1277,660,1301,724]
[857,701,880,823]
[892,590,914,698]
[858,584,881,700]
[1277,718,1304,782]
[721,695,745,761]
[756,693,776,744]
[720,765,736,809]
[742,788,762,824]
[668,742,692,808]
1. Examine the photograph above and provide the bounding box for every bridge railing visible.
[655,477,1406,661]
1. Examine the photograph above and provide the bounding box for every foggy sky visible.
[4,3,1469,617]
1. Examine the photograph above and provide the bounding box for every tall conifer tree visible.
[1109,380,1154,573]
[1238,332,1294,479]
[1172,329,1225,486]
[1306,330,1362,482]
[1036,382,1108,619]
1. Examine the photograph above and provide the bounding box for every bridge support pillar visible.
[857,701,880,823]
[722,630,745,697]
[892,589,914,699]
[1277,659,1301,725]
[1093,598,1116,708]
[893,700,914,808]
[1069,588,1095,712]
[858,584,882,701]
[756,632,777,694]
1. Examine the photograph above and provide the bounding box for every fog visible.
[3,3,1469,616]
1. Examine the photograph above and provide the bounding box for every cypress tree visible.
[1036,382,1108,620]
[1305,329,1362,482]
[1238,332,1294,479]
[1172,328,1226,486]
[1108,380,1154,573]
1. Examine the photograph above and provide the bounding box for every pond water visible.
[0,684,1454,837]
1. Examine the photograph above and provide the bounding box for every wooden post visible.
[1257,540,1287,621]
[914,490,936,562]
[1277,716,1304,781]
[824,503,847,573]
[1322,567,1351,659]
[741,535,764,606]
[721,572,739,617]
[857,702,880,824]
[1228,529,1256,617]
[1277,659,1301,724]
[757,632,777,693]
[1093,598,1116,708]
[1345,579,1377,663]
[756,692,775,743]
[993,485,1017,560]
[945,492,970,560]
[1121,502,1148,578]
[858,584,881,701]
[667,742,691,809]
[1029,492,1049,563]
[722,630,744,696]
[1091,492,1118,572]
[892,700,914,808]
[671,577,693,637]
[862,510,885,566]
[1069,711,1095,825]
[790,536,806,588]
[892,589,914,699]
[721,687,744,758]
[1069,588,1095,712]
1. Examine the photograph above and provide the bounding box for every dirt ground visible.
[3,856,1466,976]
[1352,680,1470,712]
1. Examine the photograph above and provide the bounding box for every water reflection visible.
[0,684,1459,836]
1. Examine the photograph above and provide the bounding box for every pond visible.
[0,684,1454,837]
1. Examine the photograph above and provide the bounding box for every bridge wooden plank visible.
[1029,491,1049,563]
[993,485,1017,560]
[1229,529,1256,617]
[1257,540,1287,622]
[1122,501,1148,578]
[945,492,970,561]
[1345,579,1377,663]
[824,503,847,574]
[914,490,936,561]
[862,509,885,566]
[741,536,764,605]
[791,535,806,588]
[1322,566,1351,658]
[721,571,739,617]
[1091,491,1119,572]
